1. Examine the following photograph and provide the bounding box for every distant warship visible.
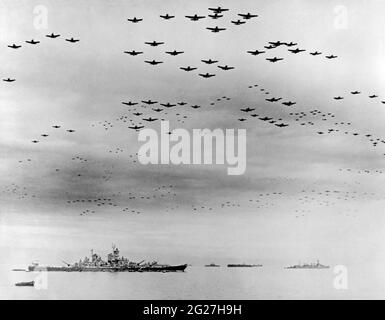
[205,263,220,267]
[285,260,330,269]
[26,245,187,272]
[227,263,263,267]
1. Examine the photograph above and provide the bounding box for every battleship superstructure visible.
[27,245,187,272]
[285,260,330,269]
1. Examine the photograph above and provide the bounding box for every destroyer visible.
[227,263,262,267]
[285,260,329,269]
[26,245,187,272]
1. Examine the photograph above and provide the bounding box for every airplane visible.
[250,114,259,117]
[231,20,246,25]
[310,51,322,56]
[145,41,164,46]
[191,105,201,109]
[238,118,247,121]
[7,44,21,49]
[143,117,158,122]
[275,123,289,127]
[122,101,138,106]
[46,33,60,38]
[124,50,143,56]
[145,60,163,65]
[269,41,284,47]
[178,102,187,105]
[2,78,15,82]
[133,112,143,116]
[266,97,282,102]
[334,96,344,100]
[25,39,40,44]
[160,103,176,108]
[201,59,218,64]
[217,65,234,70]
[41,134,49,137]
[180,66,197,71]
[160,14,175,20]
[52,125,61,128]
[208,13,223,19]
[152,108,163,112]
[185,14,206,21]
[351,91,361,95]
[142,100,158,104]
[67,129,75,132]
[284,42,297,47]
[266,57,283,62]
[199,73,215,78]
[208,7,229,13]
[317,132,324,134]
[282,101,296,106]
[206,26,226,33]
[264,45,276,49]
[128,125,144,130]
[238,13,258,19]
[288,48,305,54]
[165,50,184,56]
[247,50,265,55]
[259,117,273,121]
[31,140,39,143]
[65,37,79,43]
[127,17,143,23]
[240,107,255,112]
[369,95,378,98]
[325,55,337,59]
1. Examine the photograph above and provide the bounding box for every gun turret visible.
[61,260,71,267]
[137,260,146,266]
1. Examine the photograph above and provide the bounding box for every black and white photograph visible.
[1,0,385,303]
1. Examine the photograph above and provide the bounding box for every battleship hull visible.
[28,264,188,272]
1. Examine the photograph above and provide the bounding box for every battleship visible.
[26,245,187,272]
[227,263,263,267]
[285,260,330,269]
[205,263,220,267]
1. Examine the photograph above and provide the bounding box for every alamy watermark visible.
[137,121,247,175]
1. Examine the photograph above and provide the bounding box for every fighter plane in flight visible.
[266,57,283,62]
[206,26,226,33]
[180,66,197,71]
[145,41,164,47]
[2,78,15,82]
[65,37,80,43]
[145,60,163,65]
[217,65,234,70]
[240,107,255,112]
[143,117,158,122]
[310,51,322,56]
[288,48,306,54]
[160,14,175,20]
[46,33,60,38]
[325,54,337,59]
[238,13,258,19]
[122,101,138,106]
[160,103,176,108]
[247,50,265,55]
[231,20,246,25]
[185,14,206,21]
[8,44,21,49]
[165,50,184,56]
[128,125,144,130]
[142,100,158,104]
[266,97,282,102]
[208,7,229,13]
[25,39,40,44]
[124,50,143,56]
[199,73,216,78]
[201,59,218,64]
[127,17,143,23]
[208,13,223,19]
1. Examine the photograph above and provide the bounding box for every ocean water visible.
[1,264,383,299]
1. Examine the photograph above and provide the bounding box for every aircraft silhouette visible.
[8,44,21,49]
[46,33,60,38]
[185,14,206,21]
[218,65,234,70]
[266,57,283,62]
[152,108,163,112]
[282,101,296,106]
[128,125,144,130]
[369,95,378,98]
[208,7,229,13]
[259,117,273,121]
[41,134,49,137]
[145,60,163,65]
[191,105,201,109]
[122,101,138,106]
[269,41,284,47]
[3,78,15,82]
[351,91,361,95]
[52,125,61,128]
[310,51,322,55]
[142,100,158,104]
[160,14,175,20]
[275,123,289,127]
[180,66,197,71]
[247,50,265,55]
[201,59,218,64]
[127,17,143,23]
[326,55,337,59]
[31,140,39,143]
[208,13,223,19]
[25,39,40,44]
[65,37,79,43]
[143,117,158,122]
[165,50,184,56]
[199,73,216,78]
[160,103,176,108]
[238,13,258,19]
[67,129,75,133]
[284,42,297,47]
[207,26,226,32]
[264,45,276,49]
[124,50,143,56]
[266,97,282,102]
[289,48,305,54]
[231,20,246,25]
[133,112,143,116]
[238,118,247,122]
[241,107,255,112]
[334,96,344,100]
[145,41,164,46]
[178,102,187,106]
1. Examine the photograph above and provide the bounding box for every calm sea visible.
[1,264,382,299]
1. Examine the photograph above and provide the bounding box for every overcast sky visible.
[1,0,385,268]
